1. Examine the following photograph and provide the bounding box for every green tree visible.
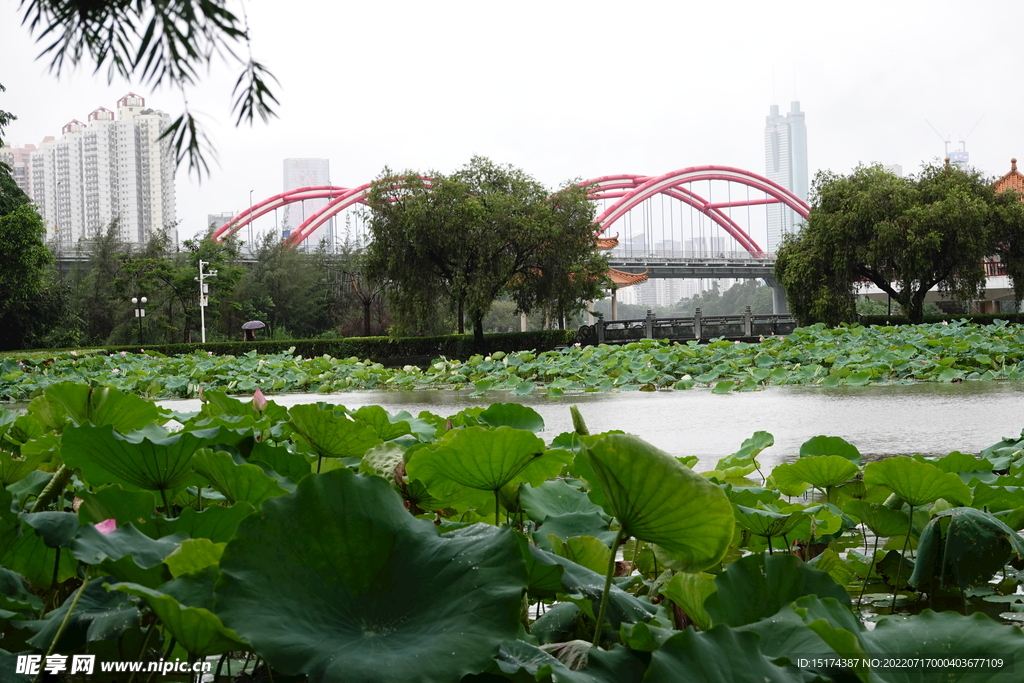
[365,157,607,346]
[775,163,1024,325]
[0,203,56,350]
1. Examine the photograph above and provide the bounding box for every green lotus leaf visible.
[0,521,78,589]
[860,610,1024,683]
[971,484,1024,513]
[737,595,864,675]
[111,582,246,657]
[479,403,545,432]
[581,434,734,572]
[406,426,559,515]
[495,640,645,683]
[863,457,972,507]
[29,382,160,432]
[198,388,288,423]
[704,554,850,628]
[0,566,43,613]
[723,485,780,507]
[766,462,812,497]
[76,485,157,529]
[213,468,527,683]
[21,511,80,548]
[798,435,862,464]
[534,512,617,551]
[62,424,223,494]
[0,451,48,487]
[351,405,414,441]
[910,507,1024,592]
[842,500,910,537]
[734,505,807,541]
[520,479,608,523]
[520,539,654,626]
[23,580,140,651]
[661,571,717,631]
[717,431,774,472]
[192,448,293,506]
[785,455,860,491]
[548,535,612,574]
[531,603,586,645]
[247,440,314,483]
[287,403,383,466]
[806,549,855,587]
[71,524,184,587]
[645,626,805,683]
[164,538,225,578]
[149,503,256,543]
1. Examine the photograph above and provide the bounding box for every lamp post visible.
[196,260,218,343]
[131,296,147,345]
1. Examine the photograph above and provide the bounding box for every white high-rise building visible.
[764,101,808,253]
[283,158,331,246]
[28,93,176,246]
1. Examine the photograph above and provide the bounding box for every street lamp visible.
[131,296,147,346]
[196,261,218,343]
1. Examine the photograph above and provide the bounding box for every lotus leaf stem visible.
[592,527,625,648]
[126,623,157,683]
[890,504,915,611]
[30,464,74,513]
[34,571,91,683]
[857,530,883,611]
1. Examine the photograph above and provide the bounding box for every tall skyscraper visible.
[764,101,808,253]
[283,158,331,246]
[26,93,176,247]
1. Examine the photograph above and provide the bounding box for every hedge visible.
[74,330,576,364]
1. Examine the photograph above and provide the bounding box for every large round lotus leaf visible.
[29,382,160,433]
[910,507,1024,592]
[860,610,1024,683]
[520,480,607,523]
[842,500,910,537]
[734,505,807,540]
[62,424,222,493]
[406,426,560,510]
[478,403,545,432]
[287,403,382,461]
[864,457,972,507]
[704,554,850,628]
[644,626,805,683]
[581,434,734,572]
[798,435,862,464]
[785,455,860,490]
[213,469,527,683]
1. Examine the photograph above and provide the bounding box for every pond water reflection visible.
[160,380,1024,472]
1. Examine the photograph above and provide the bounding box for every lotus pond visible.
[3,382,1024,682]
[6,321,1024,403]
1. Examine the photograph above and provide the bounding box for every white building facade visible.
[282,158,331,246]
[764,101,808,253]
[26,93,176,247]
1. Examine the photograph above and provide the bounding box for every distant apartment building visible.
[283,158,331,246]
[0,142,37,197]
[764,101,808,253]
[22,93,176,246]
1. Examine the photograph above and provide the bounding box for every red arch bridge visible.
[213,165,811,313]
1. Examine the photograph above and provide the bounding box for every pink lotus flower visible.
[95,519,117,535]
[252,387,268,413]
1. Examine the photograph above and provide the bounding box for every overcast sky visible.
[2,0,1022,246]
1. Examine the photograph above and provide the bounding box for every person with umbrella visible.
[242,320,265,341]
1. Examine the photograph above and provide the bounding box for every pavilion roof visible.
[595,234,619,250]
[608,268,648,287]
[994,158,1024,196]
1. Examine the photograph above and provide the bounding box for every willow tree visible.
[365,157,607,345]
[775,163,1024,325]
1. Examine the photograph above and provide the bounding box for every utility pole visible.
[196,260,218,343]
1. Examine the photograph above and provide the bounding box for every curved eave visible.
[608,268,648,287]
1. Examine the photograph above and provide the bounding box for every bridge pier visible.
[767,278,789,315]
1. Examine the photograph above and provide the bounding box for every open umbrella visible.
[241,321,266,330]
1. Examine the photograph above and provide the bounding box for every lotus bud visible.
[95,519,117,535]
[253,387,268,413]
[198,386,205,402]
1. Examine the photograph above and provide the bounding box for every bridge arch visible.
[580,166,811,258]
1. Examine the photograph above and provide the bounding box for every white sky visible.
[2,0,1022,246]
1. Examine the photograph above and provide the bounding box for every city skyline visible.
[1,0,1022,249]
[764,101,809,254]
